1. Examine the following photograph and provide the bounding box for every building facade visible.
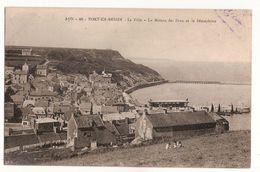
[12,62,29,84]
[135,110,217,140]
[36,65,48,76]
[67,114,117,149]
[5,66,14,77]
[22,48,32,56]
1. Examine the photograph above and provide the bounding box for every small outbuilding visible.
[34,118,60,134]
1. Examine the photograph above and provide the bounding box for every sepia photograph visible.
[3,7,251,168]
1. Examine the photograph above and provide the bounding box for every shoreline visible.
[124,79,250,95]
[124,79,168,94]
[169,80,251,86]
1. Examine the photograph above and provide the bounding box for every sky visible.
[5,8,251,62]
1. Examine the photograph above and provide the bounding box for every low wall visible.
[4,140,67,154]
[4,146,20,154]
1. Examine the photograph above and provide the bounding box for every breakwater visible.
[124,80,168,94]
[169,80,250,85]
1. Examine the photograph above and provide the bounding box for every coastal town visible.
[4,47,250,165]
[2,7,253,168]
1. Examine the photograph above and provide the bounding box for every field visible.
[5,130,250,168]
[5,56,45,68]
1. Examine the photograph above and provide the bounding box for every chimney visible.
[90,102,93,115]
[163,109,168,114]
[112,120,117,125]
[143,109,148,116]
[99,112,103,120]
[53,126,57,133]
[125,117,129,124]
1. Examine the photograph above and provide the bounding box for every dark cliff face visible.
[45,48,164,89]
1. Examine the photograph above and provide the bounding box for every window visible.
[84,132,91,137]
[129,126,135,134]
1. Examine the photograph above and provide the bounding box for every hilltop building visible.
[89,70,112,84]
[22,48,32,56]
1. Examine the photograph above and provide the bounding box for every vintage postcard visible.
[4,7,251,167]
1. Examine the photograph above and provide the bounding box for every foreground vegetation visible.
[5,130,250,167]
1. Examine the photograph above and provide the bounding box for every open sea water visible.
[131,83,251,130]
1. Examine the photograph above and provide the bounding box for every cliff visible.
[6,46,164,89]
[47,48,164,89]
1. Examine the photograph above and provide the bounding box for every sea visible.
[130,83,251,131]
[129,59,251,131]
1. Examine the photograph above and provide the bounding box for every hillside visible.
[5,46,164,89]
[45,131,250,167]
[5,130,250,167]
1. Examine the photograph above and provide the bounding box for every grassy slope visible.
[47,48,164,88]
[41,130,250,168]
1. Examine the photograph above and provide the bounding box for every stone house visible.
[28,90,57,101]
[12,62,29,84]
[5,66,14,77]
[36,65,48,76]
[21,48,32,56]
[33,117,60,134]
[12,70,28,84]
[67,114,117,149]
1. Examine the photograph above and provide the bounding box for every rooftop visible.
[149,99,189,103]
[35,118,58,124]
[5,66,14,70]
[30,90,57,96]
[32,107,46,115]
[35,100,49,107]
[36,65,48,69]
[74,115,104,129]
[10,94,24,103]
[53,104,71,113]
[101,106,119,114]
[146,111,216,128]
[14,70,28,75]
[102,112,137,121]
[23,100,35,108]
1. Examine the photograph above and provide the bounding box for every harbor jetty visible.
[124,80,168,94]
[169,80,250,85]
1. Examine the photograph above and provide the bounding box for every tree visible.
[210,104,214,112]
[5,86,15,103]
[231,104,234,113]
[217,104,221,113]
